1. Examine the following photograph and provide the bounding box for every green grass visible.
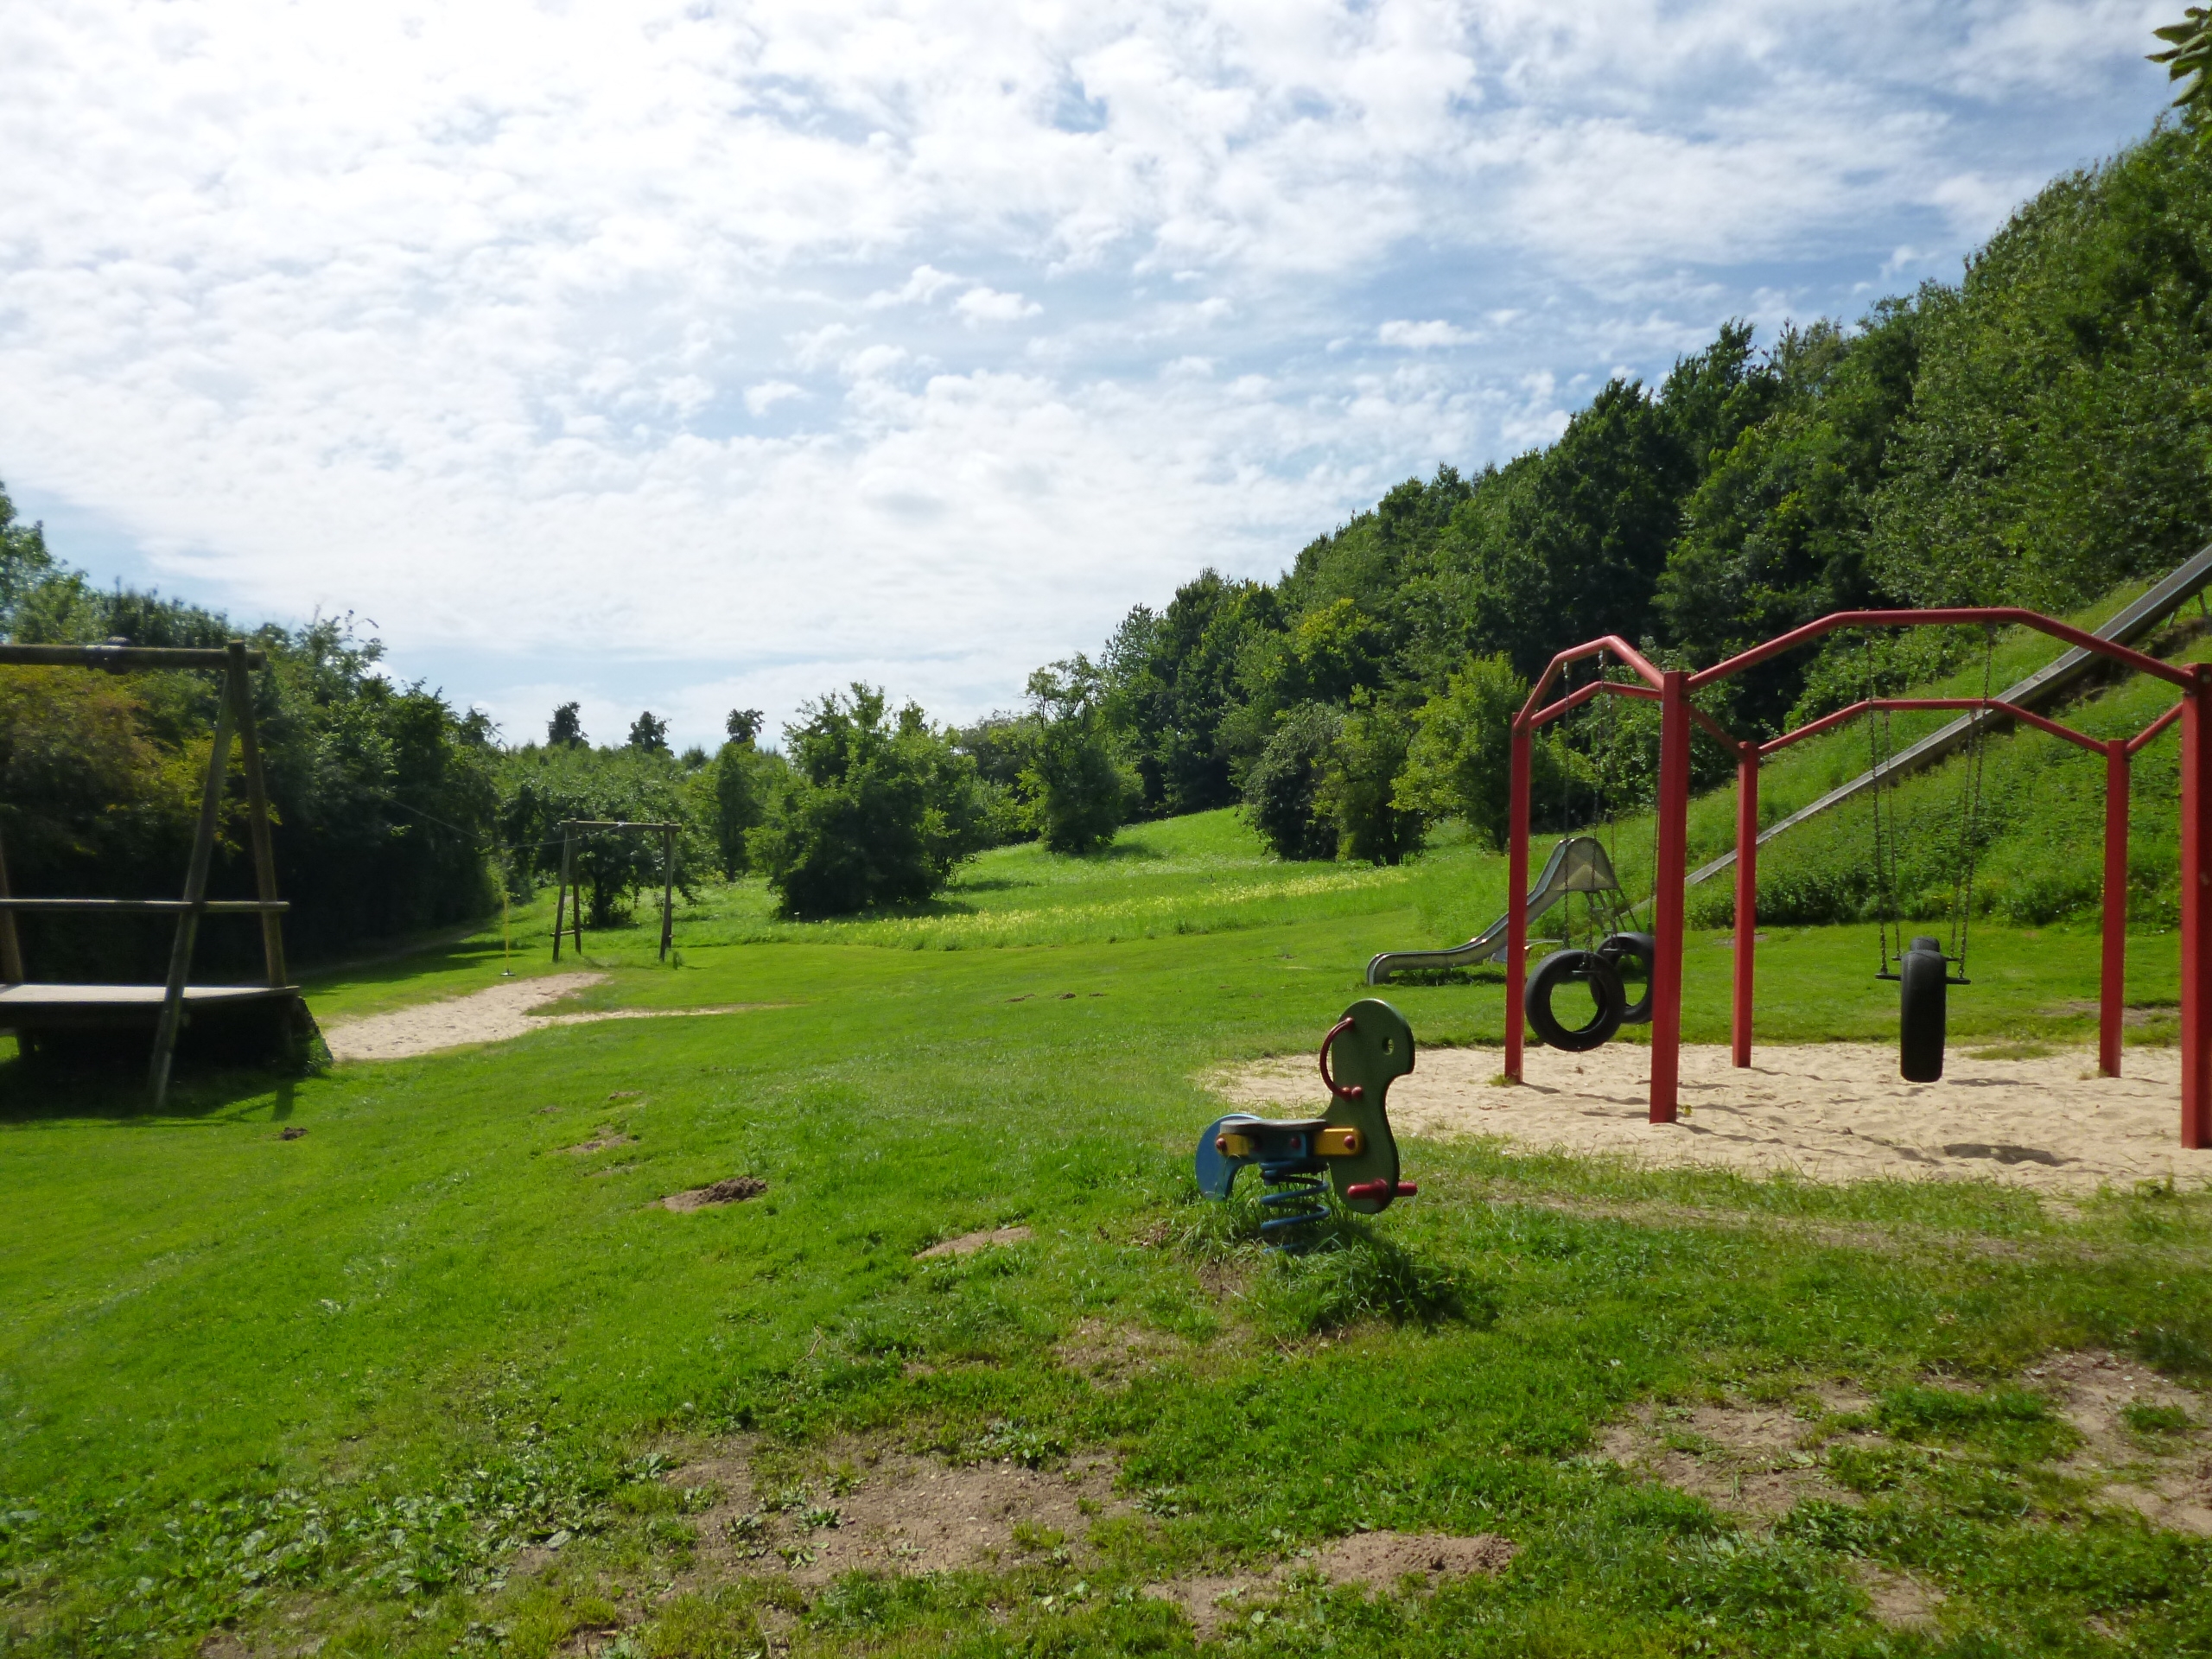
[4,815,2212,1658]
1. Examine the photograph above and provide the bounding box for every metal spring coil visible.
[1256,1160,1329,1251]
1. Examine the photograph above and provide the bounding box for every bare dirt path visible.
[322,973,773,1062]
[1212,1041,2202,1194]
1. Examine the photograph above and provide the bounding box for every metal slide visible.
[1366,836,1621,984]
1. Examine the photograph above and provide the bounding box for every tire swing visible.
[1524,946,1627,1051]
[1866,632,1991,1084]
[1522,650,1637,1051]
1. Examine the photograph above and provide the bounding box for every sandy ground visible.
[1212,1041,2208,1194]
[322,973,772,1062]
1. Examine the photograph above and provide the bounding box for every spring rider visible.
[1195,998,1418,1249]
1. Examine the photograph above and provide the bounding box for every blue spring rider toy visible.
[1196,998,1418,1249]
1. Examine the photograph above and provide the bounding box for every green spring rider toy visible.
[1195,999,1418,1249]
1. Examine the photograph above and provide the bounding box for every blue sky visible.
[0,0,2183,751]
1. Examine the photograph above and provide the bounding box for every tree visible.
[627,709,670,753]
[548,702,585,747]
[1240,702,1344,860]
[726,708,764,744]
[2152,9,2212,137]
[1020,659,1140,855]
[748,684,988,917]
[709,740,784,877]
[1393,654,1530,850]
[0,480,53,633]
[1316,696,1424,865]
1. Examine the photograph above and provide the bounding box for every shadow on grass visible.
[1175,1188,1490,1333]
[0,1051,303,1125]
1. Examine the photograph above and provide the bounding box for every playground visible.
[5,612,2212,1656]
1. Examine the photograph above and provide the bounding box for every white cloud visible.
[867,264,962,308]
[744,381,803,416]
[0,0,2177,743]
[1378,319,1481,348]
[952,285,1044,325]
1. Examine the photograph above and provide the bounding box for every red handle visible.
[1319,1016,1363,1100]
[1344,1179,1418,1202]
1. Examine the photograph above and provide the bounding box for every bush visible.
[748,685,988,917]
[1240,702,1343,860]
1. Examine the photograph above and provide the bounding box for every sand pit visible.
[1212,1041,2208,1194]
[322,973,775,1062]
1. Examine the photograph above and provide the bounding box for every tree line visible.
[3,108,2208,947]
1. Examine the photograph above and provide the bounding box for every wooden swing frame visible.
[0,640,294,1108]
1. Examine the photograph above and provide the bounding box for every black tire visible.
[1597,931,1657,1025]
[1900,943,1948,1083]
[1525,949,1627,1052]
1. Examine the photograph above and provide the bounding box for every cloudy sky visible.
[0,0,2180,750]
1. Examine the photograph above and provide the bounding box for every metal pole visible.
[658,826,676,963]
[1649,671,1691,1123]
[149,673,239,1108]
[2183,672,2211,1148]
[1505,722,1530,1083]
[1732,745,1758,1069]
[2101,740,2130,1080]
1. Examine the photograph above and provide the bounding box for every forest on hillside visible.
[3,117,2209,953]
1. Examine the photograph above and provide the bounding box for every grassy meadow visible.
[3,810,2210,1658]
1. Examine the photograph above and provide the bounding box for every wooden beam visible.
[226,641,289,988]
[0,826,22,985]
[0,644,266,670]
[0,898,286,913]
[659,826,676,963]
[148,669,239,1108]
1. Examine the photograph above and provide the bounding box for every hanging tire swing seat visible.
[1523,948,1628,1052]
[1597,931,1656,1025]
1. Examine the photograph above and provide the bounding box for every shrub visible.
[748,685,988,917]
[1240,702,1343,860]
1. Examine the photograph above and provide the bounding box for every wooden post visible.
[149,670,239,1108]
[553,825,571,961]
[226,642,288,988]
[2101,740,2130,1079]
[573,831,586,956]
[0,824,22,985]
[658,826,676,963]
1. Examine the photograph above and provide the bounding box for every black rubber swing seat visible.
[1899,935,1948,1083]
[1524,948,1627,1052]
[1597,931,1656,1025]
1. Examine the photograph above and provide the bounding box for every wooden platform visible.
[0,982,301,1027]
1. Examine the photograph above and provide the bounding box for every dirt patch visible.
[1856,1563,1944,1628]
[1052,1319,1192,1389]
[563,1133,636,1154]
[322,974,782,1062]
[1212,1043,2204,1195]
[1143,1531,1516,1640]
[1601,1389,1869,1520]
[916,1225,1032,1259]
[677,1443,1126,1584]
[662,1177,769,1213]
[2032,1350,2212,1534]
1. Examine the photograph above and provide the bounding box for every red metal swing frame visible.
[1503,609,2212,1149]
